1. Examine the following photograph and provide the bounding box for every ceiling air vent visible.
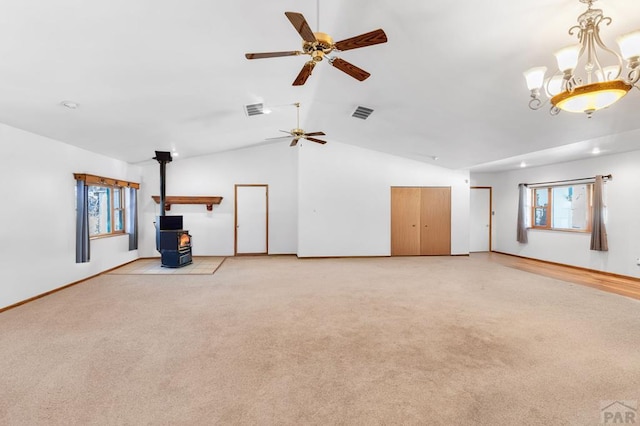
[352,106,374,120]
[244,103,264,117]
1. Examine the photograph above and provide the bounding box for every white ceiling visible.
[1,0,639,171]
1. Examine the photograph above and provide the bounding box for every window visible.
[88,184,125,237]
[75,173,139,262]
[74,173,139,240]
[531,184,592,231]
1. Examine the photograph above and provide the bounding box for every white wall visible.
[297,141,470,257]
[0,123,142,309]
[138,142,298,257]
[472,150,640,278]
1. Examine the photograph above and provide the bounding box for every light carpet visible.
[1,255,639,425]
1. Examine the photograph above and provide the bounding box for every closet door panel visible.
[420,187,451,255]
[391,187,421,255]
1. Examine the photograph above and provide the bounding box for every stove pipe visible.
[153,151,173,216]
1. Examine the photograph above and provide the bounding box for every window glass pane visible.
[88,186,111,235]
[552,184,589,230]
[113,188,121,209]
[534,188,548,207]
[534,208,547,226]
[114,210,124,231]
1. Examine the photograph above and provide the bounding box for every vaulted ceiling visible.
[1,0,639,171]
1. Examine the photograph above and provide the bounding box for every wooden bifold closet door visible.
[391,186,451,256]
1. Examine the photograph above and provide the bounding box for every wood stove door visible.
[235,184,268,255]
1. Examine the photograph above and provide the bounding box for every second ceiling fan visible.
[266,103,327,147]
[245,11,387,86]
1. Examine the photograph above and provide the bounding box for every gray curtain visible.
[127,187,138,251]
[590,175,608,251]
[75,180,90,263]
[516,184,528,244]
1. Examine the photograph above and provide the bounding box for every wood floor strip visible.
[484,252,640,301]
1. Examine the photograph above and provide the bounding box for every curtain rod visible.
[521,174,612,187]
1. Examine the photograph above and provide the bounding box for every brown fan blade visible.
[305,137,327,145]
[290,138,300,147]
[334,29,388,52]
[245,51,301,60]
[330,57,370,81]
[285,12,317,43]
[293,61,316,86]
[304,131,326,137]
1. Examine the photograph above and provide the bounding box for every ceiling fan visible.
[245,11,387,86]
[266,103,327,147]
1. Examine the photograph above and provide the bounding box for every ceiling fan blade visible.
[305,137,327,144]
[245,51,301,60]
[303,131,326,137]
[290,138,299,147]
[265,135,291,141]
[334,29,388,52]
[330,57,370,81]
[285,12,317,43]
[293,61,316,86]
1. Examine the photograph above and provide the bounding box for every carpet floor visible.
[1,255,639,425]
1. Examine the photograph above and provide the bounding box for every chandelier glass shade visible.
[524,0,640,116]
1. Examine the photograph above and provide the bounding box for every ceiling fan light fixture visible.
[524,0,640,116]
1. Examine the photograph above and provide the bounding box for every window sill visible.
[528,227,590,234]
[90,233,127,240]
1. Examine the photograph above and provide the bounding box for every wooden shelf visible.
[151,196,223,211]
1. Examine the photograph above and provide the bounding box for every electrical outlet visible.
[637,258,640,265]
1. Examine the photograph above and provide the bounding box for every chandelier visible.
[524,0,640,116]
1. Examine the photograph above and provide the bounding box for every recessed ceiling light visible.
[431,156,439,161]
[60,100,79,109]
[591,147,601,154]
[520,161,527,168]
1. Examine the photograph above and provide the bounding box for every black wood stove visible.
[153,151,192,268]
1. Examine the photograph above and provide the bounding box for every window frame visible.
[88,184,126,238]
[530,184,593,233]
[532,187,552,230]
[74,173,139,239]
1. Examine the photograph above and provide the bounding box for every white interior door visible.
[470,187,491,252]
[235,185,268,255]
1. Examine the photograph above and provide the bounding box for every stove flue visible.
[153,151,172,217]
